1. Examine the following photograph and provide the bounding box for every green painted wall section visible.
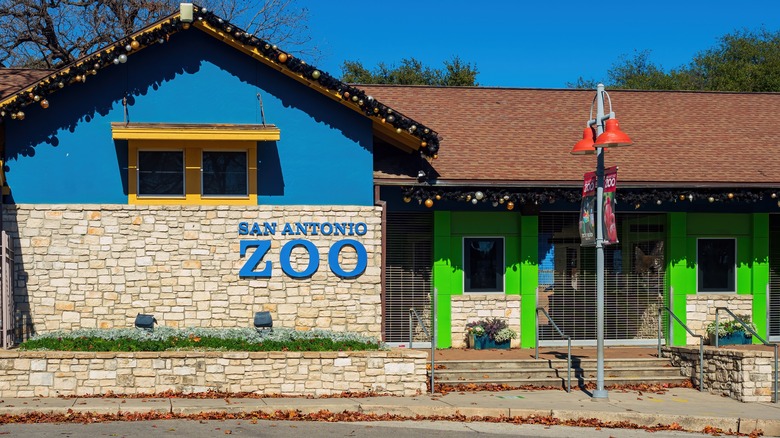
[667,213,691,345]
[520,215,539,348]
[433,211,454,348]
[752,214,769,340]
[665,213,767,346]
[432,211,525,348]
[431,211,769,349]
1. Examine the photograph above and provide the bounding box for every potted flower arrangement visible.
[465,318,517,350]
[705,315,755,346]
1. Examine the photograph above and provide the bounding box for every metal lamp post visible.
[571,83,633,401]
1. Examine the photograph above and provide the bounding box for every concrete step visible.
[431,356,688,389]
[434,375,691,388]
[435,366,683,380]
[437,358,672,370]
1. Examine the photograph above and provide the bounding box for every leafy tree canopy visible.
[568,28,780,92]
[341,56,478,86]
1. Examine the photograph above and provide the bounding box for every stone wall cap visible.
[667,346,775,358]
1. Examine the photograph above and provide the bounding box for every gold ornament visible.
[506,201,514,210]
[40,99,49,109]
[679,195,686,201]
[421,141,427,147]
[396,128,402,134]
[130,40,140,50]
[432,154,438,159]
[728,193,734,199]
[16,111,25,120]
[311,70,321,79]
[278,53,288,63]
[424,199,434,208]
[182,22,190,30]
[403,196,411,203]
[435,194,441,201]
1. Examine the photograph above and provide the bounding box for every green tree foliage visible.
[568,28,780,92]
[341,56,478,86]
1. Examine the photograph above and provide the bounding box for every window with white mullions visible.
[202,151,248,196]
[137,151,184,196]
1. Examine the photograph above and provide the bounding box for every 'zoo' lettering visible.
[239,239,367,279]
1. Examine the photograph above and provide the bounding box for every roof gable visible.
[0,5,440,157]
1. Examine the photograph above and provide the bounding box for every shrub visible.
[19,327,383,352]
[465,318,516,342]
[705,315,756,338]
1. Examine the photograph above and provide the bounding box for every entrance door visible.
[537,213,665,345]
[384,212,433,346]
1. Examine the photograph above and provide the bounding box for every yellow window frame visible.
[112,123,278,206]
[127,139,258,206]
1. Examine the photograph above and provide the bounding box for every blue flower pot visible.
[470,334,510,350]
[710,331,752,346]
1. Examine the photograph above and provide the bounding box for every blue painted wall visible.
[4,29,374,205]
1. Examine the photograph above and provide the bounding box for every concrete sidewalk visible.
[1,388,778,436]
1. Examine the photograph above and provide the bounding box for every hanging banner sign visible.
[579,166,618,246]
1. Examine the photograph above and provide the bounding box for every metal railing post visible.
[409,310,413,349]
[431,288,437,395]
[657,306,662,358]
[715,311,720,348]
[535,306,539,360]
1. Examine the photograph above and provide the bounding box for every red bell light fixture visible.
[570,126,596,155]
[594,118,632,148]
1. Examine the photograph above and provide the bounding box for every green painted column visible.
[752,213,769,340]
[667,212,691,346]
[519,215,538,348]
[433,211,453,348]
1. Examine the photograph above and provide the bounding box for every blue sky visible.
[301,0,778,88]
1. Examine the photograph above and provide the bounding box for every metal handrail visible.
[658,306,704,392]
[715,307,778,403]
[535,307,571,393]
[408,308,431,349]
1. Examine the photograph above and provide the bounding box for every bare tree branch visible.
[0,0,315,68]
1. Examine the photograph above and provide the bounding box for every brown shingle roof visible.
[364,85,780,188]
[0,69,52,101]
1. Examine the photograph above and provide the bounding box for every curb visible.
[0,402,777,436]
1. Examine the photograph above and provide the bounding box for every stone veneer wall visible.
[0,350,427,397]
[450,295,521,348]
[3,205,382,338]
[665,346,776,403]
[684,295,753,344]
